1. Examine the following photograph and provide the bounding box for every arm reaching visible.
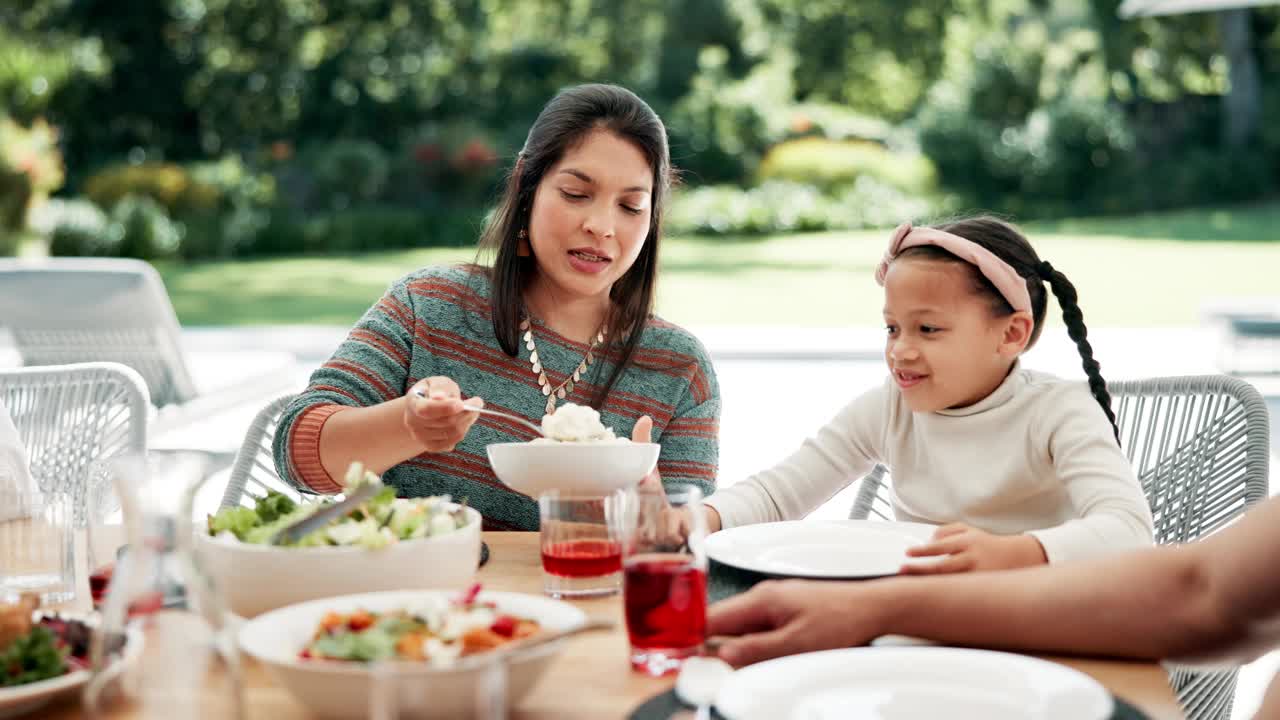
[709,495,1280,668]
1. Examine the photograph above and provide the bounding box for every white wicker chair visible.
[0,362,149,504]
[848,374,1271,720]
[218,394,306,509]
[0,258,197,408]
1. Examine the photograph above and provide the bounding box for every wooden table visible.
[44,532,1186,719]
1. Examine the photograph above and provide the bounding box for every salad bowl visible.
[238,589,587,719]
[196,490,482,618]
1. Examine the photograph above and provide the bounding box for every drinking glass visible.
[622,484,708,677]
[83,451,243,720]
[0,487,74,603]
[538,490,628,598]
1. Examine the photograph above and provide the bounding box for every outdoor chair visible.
[0,362,148,501]
[0,258,197,408]
[0,257,298,456]
[218,394,308,509]
[849,374,1271,720]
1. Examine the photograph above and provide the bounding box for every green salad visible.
[206,464,470,549]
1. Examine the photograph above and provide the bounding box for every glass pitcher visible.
[84,451,244,720]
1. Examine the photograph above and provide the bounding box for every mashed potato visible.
[534,403,631,444]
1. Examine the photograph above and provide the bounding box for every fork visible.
[410,389,546,437]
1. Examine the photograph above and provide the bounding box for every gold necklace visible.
[520,316,605,416]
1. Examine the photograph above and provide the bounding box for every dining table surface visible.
[41,530,1187,720]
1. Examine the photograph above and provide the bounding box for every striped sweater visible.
[274,264,721,530]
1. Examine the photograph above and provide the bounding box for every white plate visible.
[715,647,1114,720]
[0,613,143,719]
[704,520,938,579]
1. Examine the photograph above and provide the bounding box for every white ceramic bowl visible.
[486,442,660,498]
[238,589,587,719]
[195,505,482,618]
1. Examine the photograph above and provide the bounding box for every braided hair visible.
[896,216,1120,444]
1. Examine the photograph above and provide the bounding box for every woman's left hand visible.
[899,523,1047,575]
[631,415,664,493]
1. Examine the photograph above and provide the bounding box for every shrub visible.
[232,205,485,258]
[41,199,117,257]
[306,140,391,210]
[917,97,1137,215]
[0,115,64,233]
[110,194,182,260]
[757,138,936,194]
[667,180,939,236]
[390,124,503,207]
[84,163,220,216]
[46,194,181,259]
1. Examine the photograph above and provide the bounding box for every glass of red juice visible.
[538,490,628,598]
[623,484,708,677]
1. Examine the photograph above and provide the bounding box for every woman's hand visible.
[900,523,1047,575]
[404,377,484,452]
[631,415,664,493]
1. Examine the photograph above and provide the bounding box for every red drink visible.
[541,539,623,578]
[89,564,114,607]
[624,554,707,674]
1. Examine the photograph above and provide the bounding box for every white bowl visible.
[238,589,587,719]
[486,442,660,498]
[0,613,143,719]
[195,505,482,618]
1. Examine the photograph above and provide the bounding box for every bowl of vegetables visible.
[195,466,482,618]
[238,586,586,719]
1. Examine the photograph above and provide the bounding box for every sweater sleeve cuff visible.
[1027,522,1105,565]
[704,488,758,530]
[288,404,349,494]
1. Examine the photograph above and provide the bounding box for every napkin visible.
[0,398,36,522]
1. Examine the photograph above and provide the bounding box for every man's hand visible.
[707,580,887,667]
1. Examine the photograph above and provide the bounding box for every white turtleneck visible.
[706,366,1155,564]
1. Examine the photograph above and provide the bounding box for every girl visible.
[274,84,720,530]
[699,216,1152,572]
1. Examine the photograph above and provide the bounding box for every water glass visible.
[538,490,629,598]
[623,484,708,677]
[0,487,75,603]
[84,461,125,610]
[84,451,242,720]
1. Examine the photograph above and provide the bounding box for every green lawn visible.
[157,203,1280,328]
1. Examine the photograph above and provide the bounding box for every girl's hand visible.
[630,416,722,539]
[404,377,484,452]
[900,523,1047,575]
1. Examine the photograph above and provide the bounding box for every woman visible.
[274,84,720,530]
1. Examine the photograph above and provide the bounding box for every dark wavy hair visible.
[476,83,673,408]
[895,216,1120,443]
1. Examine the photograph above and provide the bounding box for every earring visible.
[517,229,531,257]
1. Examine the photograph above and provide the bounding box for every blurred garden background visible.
[1,0,1278,328]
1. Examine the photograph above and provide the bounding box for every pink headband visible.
[874,222,1032,313]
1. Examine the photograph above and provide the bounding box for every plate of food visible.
[0,594,140,719]
[486,403,659,498]
[238,585,587,719]
[195,464,483,617]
